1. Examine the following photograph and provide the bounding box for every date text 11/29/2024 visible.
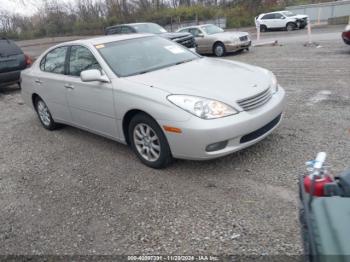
[127,255,219,261]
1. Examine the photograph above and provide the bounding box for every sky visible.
[1,0,78,16]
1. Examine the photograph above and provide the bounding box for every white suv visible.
[255,11,308,32]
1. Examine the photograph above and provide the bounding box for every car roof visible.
[260,11,286,15]
[61,34,153,47]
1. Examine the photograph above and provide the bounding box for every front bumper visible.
[160,87,286,160]
[225,41,252,52]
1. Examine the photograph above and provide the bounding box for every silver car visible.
[21,34,285,168]
[177,24,251,57]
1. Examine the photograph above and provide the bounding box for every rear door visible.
[260,14,275,28]
[64,45,117,138]
[35,46,72,123]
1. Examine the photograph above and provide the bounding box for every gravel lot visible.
[1,27,350,256]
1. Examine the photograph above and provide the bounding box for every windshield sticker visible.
[165,45,185,54]
[95,44,105,49]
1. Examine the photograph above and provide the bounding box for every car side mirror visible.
[281,16,286,19]
[80,69,110,83]
[197,33,204,38]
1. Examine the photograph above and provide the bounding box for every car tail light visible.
[25,54,33,67]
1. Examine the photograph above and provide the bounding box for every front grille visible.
[175,36,196,48]
[240,114,282,144]
[239,35,248,42]
[237,88,272,111]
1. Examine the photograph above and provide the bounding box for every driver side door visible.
[64,45,118,138]
[188,28,209,53]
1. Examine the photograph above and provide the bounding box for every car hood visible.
[293,14,308,19]
[160,32,192,40]
[125,58,272,106]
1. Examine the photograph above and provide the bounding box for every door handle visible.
[64,84,74,90]
[35,79,43,84]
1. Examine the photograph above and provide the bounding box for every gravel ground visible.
[1,28,350,256]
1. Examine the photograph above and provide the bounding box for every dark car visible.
[0,37,32,87]
[105,22,196,49]
[342,25,350,45]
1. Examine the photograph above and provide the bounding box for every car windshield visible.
[97,36,200,77]
[283,11,296,17]
[200,25,224,35]
[131,23,167,34]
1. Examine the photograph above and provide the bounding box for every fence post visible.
[317,7,321,25]
[255,20,260,42]
[307,17,312,44]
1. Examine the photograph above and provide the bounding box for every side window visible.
[274,13,284,19]
[107,26,121,35]
[68,46,101,77]
[262,14,274,20]
[40,46,68,74]
[121,26,133,34]
[179,29,189,33]
[189,28,201,37]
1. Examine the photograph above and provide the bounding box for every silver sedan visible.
[21,34,285,168]
[177,24,251,57]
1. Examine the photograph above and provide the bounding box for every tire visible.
[34,97,58,130]
[260,25,267,32]
[286,22,296,31]
[128,113,173,169]
[213,42,226,57]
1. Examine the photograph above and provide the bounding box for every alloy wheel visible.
[215,45,224,57]
[37,100,51,127]
[133,123,161,162]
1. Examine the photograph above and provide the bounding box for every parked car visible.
[255,11,308,32]
[342,24,350,45]
[0,37,32,88]
[21,34,285,168]
[177,24,251,57]
[105,22,196,49]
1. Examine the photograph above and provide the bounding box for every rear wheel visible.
[213,42,226,57]
[128,113,173,169]
[34,97,58,130]
[260,25,267,32]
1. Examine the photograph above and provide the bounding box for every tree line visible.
[0,0,329,40]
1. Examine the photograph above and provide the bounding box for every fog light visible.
[206,140,228,152]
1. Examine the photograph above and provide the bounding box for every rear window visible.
[0,39,23,57]
[106,27,121,35]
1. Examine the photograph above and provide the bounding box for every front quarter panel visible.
[112,78,192,141]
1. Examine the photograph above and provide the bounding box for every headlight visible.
[167,95,238,119]
[270,73,279,94]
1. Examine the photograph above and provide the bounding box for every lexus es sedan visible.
[21,34,285,168]
[177,24,251,57]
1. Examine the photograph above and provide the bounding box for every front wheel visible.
[129,113,173,169]
[213,43,226,57]
[286,23,296,31]
[35,97,58,130]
